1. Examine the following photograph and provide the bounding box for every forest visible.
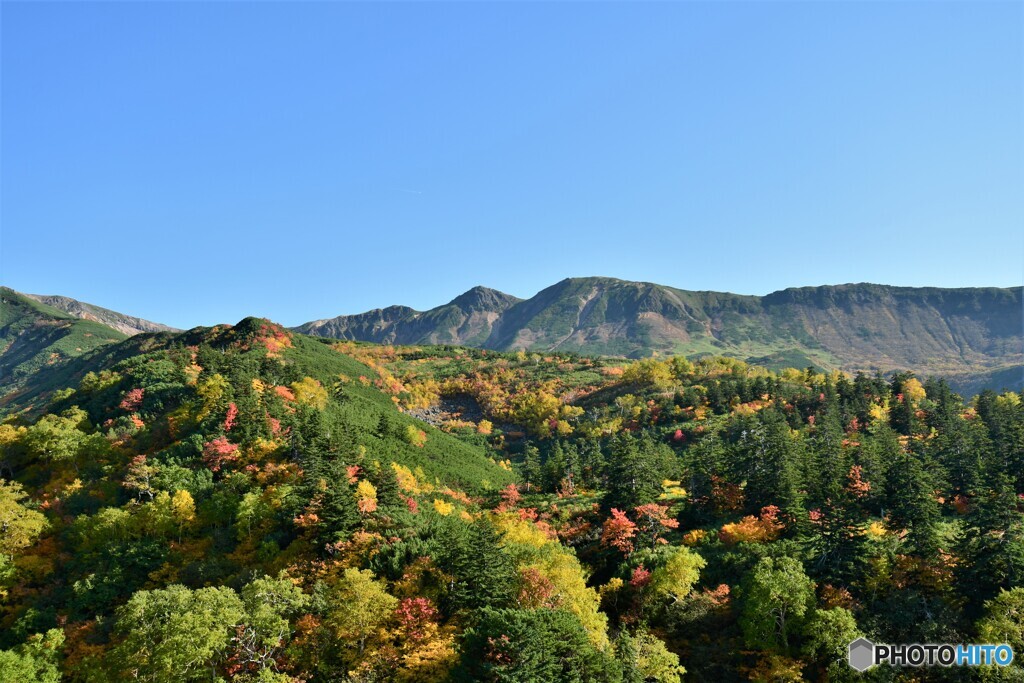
[1,318,1022,682]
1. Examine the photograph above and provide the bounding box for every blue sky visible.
[2,1,1021,329]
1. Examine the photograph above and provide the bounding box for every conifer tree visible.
[958,471,1024,615]
[885,446,941,558]
[522,444,543,493]
[745,406,803,520]
[435,518,515,615]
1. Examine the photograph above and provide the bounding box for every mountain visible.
[295,285,522,346]
[297,277,1024,394]
[22,292,177,335]
[0,287,130,404]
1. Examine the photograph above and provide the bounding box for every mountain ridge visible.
[293,278,1023,394]
[22,292,177,335]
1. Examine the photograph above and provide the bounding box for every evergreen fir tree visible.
[885,446,941,558]
[522,444,543,493]
[957,471,1024,616]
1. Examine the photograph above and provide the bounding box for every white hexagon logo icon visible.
[848,637,875,671]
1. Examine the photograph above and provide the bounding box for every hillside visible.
[1,320,1023,682]
[22,292,177,336]
[0,288,128,402]
[297,278,1023,394]
[296,286,522,346]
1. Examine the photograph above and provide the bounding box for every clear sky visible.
[2,1,1021,330]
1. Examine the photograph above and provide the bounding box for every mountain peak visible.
[20,291,177,336]
[447,286,522,313]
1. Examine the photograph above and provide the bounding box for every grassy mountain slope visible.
[0,288,128,401]
[299,277,1023,393]
[1,316,513,491]
[294,286,522,346]
[23,292,177,335]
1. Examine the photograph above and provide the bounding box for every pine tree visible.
[522,445,543,493]
[367,460,402,511]
[745,406,803,520]
[578,438,605,489]
[603,433,663,513]
[885,446,941,559]
[683,431,726,525]
[889,373,919,437]
[435,518,515,616]
[958,471,1024,616]
[806,401,849,509]
[544,441,567,492]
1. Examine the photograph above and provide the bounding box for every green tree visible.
[0,629,63,683]
[435,518,515,615]
[326,567,398,660]
[24,407,89,469]
[976,588,1024,667]
[604,433,669,513]
[456,608,622,683]
[647,546,706,606]
[0,480,47,560]
[522,445,543,493]
[236,575,309,675]
[740,556,816,655]
[111,584,245,682]
[958,473,1024,615]
[743,406,803,518]
[802,608,862,682]
[885,447,941,558]
[617,629,684,683]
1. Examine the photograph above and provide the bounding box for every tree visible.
[632,503,679,551]
[616,629,684,683]
[0,629,63,683]
[455,608,622,683]
[24,407,89,469]
[958,472,1024,615]
[300,457,359,547]
[0,480,47,560]
[647,546,705,605]
[976,588,1024,663]
[170,489,196,542]
[600,508,637,556]
[368,460,403,511]
[291,377,328,409]
[111,585,245,682]
[802,608,862,682]
[885,447,941,558]
[806,402,848,508]
[522,445,543,493]
[740,556,816,655]
[743,406,803,518]
[326,567,398,660]
[233,576,309,676]
[603,433,668,513]
[435,518,515,614]
[124,455,159,501]
[356,479,379,515]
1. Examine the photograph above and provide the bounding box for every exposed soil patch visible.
[407,393,485,426]
[407,393,523,436]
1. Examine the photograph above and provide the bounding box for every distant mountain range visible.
[294,277,1023,396]
[1,279,1021,401]
[22,293,178,336]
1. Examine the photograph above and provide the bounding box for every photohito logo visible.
[848,638,1014,671]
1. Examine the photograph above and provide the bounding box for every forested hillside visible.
[296,278,1023,395]
[1,319,1023,681]
[22,293,177,336]
[0,288,129,404]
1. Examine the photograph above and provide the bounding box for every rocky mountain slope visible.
[297,277,1023,394]
[22,292,177,335]
[0,288,129,402]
